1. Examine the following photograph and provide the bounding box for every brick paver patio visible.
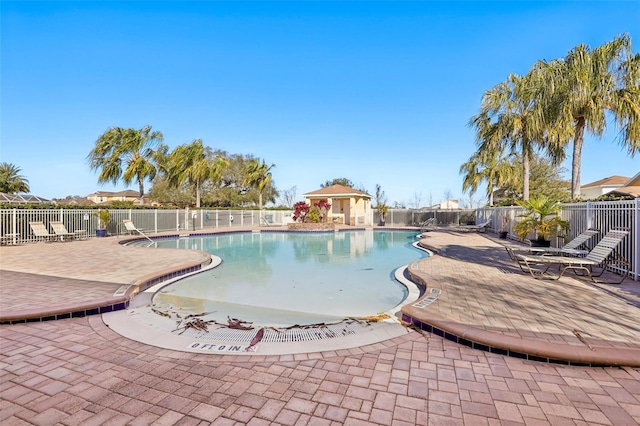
[1,228,639,425]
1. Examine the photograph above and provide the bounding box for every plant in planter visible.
[94,209,111,237]
[377,203,389,226]
[498,214,510,239]
[289,199,334,230]
[513,196,569,247]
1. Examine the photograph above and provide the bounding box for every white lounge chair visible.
[515,228,630,283]
[457,220,491,233]
[123,219,153,242]
[419,218,437,232]
[29,221,55,242]
[50,221,77,242]
[506,228,600,264]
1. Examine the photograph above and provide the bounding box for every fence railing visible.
[0,209,296,244]
[2,200,637,280]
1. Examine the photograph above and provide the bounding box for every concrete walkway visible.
[1,228,639,425]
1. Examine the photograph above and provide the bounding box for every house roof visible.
[611,186,640,197]
[304,184,371,198]
[581,175,630,188]
[624,171,640,187]
[87,190,140,198]
[609,171,640,197]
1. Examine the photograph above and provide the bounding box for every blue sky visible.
[2,1,639,206]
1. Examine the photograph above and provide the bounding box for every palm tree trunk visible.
[196,180,201,208]
[258,192,263,211]
[522,150,530,201]
[138,178,144,199]
[571,119,585,200]
[488,183,494,206]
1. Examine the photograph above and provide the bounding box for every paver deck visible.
[1,227,639,425]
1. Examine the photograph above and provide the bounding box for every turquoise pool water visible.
[137,229,426,327]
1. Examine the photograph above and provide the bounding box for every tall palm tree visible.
[167,139,227,208]
[243,159,275,210]
[541,34,640,199]
[460,147,516,206]
[88,125,164,198]
[470,69,563,201]
[0,162,30,194]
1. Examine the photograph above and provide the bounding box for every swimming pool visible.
[134,229,426,327]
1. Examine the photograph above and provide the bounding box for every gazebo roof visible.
[304,184,371,199]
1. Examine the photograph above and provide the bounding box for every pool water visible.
[138,229,426,327]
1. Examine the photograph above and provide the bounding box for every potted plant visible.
[377,203,389,226]
[94,209,111,237]
[513,196,569,247]
[498,214,510,239]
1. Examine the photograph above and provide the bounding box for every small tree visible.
[514,195,570,242]
[292,201,310,222]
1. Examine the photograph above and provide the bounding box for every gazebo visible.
[303,184,372,226]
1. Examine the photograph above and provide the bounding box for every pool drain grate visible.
[178,321,375,343]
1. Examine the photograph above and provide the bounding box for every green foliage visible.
[514,195,570,241]
[594,192,636,201]
[377,203,389,221]
[110,200,135,208]
[0,163,30,194]
[94,209,111,229]
[321,178,354,188]
[243,158,276,210]
[88,125,165,197]
[493,152,571,203]
[306,208,321,223]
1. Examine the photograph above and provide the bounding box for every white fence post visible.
[632,198,640,281]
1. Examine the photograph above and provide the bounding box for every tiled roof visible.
[304,184,371,198]
[581,175,630,188]
[87,190,140,197]
[611,186,640,197]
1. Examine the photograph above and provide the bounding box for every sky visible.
[2,1,639,207]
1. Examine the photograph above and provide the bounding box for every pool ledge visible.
[400,239,640,368]
[0,252,213,325]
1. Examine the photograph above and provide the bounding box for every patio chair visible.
[419,217,437,232]
[28,221,55,242]
[123,219,153,242]
[50,221,77,242]
[457,219,491,233]
[505,228,600,264]
[515,228,630,283]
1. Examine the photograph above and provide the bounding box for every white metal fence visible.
[2,200,637,280]
[0,209,294,243]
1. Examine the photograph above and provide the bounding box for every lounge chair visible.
[50,221,78,242]
[123,219,153,242]
[419,217,437,232]
[28,221,55,242]
[457,219,491,233]
[506,228,599,264]
[515,228,630,283]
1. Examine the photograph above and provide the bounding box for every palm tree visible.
[459,147,516,206]
[167,139,227,208]
[540,34,640,199]
[0,162,30,193]
[243,159,275,210]
[470,69,562,201]
[88,125,164,198]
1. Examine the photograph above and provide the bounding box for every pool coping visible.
[3,227,639,367]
